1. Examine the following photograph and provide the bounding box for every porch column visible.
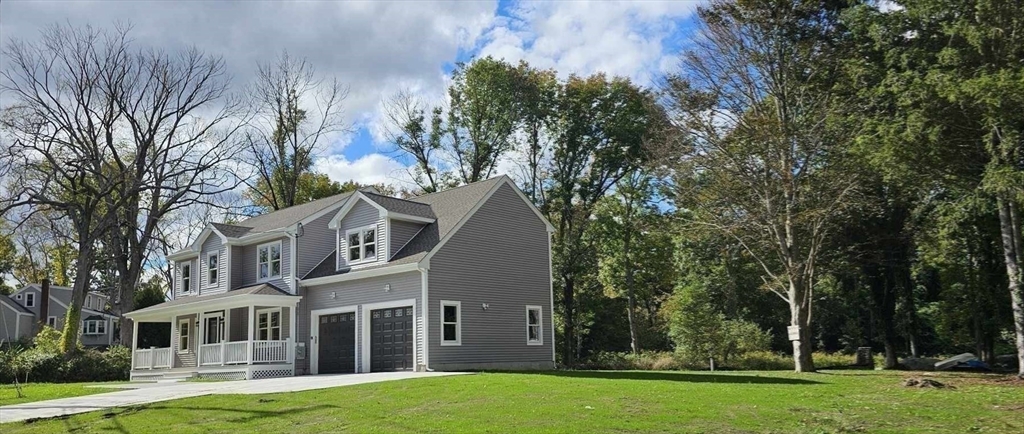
[247,304,255,365]
[288,304,297,364]
[130,319,139,370]
[198,311,205,366]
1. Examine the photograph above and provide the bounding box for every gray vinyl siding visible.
[428,183,554,369]
[301,270,423,374]
[7,287,114,347]
[236,236,293,293]
[297,210,337,278]
[337,199,385,269]
[389,220,424,259]
[230,246,244,290]
[172,314,197,368]
[174,258,198,298]
[1,302,33,342]
[199,235,227,295]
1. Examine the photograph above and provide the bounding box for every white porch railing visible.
[133,347,172,369]
[196,339,291,366]
[253,340,289,363]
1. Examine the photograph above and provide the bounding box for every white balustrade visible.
[252,340,288,363]
[199,343,223,365]
[133,347,171,369]
[224,341,249,364]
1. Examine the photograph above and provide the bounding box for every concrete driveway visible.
[0,371,468,424]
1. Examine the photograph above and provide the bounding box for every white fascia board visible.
[224,230,292,246]
[299,262,421,287]
[328,192,384,230]
[385,212,435,224]
[1,302,32,316]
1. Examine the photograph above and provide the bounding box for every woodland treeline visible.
[1,0,1021,376]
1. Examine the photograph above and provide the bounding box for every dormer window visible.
[346,225,376,264]
[181,263,192,293]
[207,252,219,286]
[258,241,282,280]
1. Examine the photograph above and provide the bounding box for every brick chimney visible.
[38,278,50,332]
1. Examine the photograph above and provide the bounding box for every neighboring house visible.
[0,284,119,347]
[127,176,555,381]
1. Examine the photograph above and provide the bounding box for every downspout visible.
[420,266,431,372]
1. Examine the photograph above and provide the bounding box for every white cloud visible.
[313,153,412,188]
[476,0,700,85]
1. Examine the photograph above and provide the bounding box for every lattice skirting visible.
[196,370,247,381]
[250,367,293,380]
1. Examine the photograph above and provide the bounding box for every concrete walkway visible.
[0,371,468,424]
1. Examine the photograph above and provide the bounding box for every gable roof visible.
[303,176,506,281]
[234,191,356,234]
[0,294,32,315]
[210,223,253,238]
[126,282,296,318]
[361,192,436,219]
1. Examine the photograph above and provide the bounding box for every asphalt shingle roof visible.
[211,223,253,238]
[0,294,32,314]
[231,191,357,233]
[361,192,436,219]
[127,283,294,317]
[301,176,505,280]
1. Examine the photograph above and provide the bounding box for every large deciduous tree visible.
[243,52,349,210]
[665,0,859,372]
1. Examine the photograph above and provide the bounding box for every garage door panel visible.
[370,306,413,372]
[318,312,355,374]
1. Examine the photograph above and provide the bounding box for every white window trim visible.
[25,292,35,307]
[181,263,192,293]
[207,251,219,287]
[257,241,283,282]
[178,318,191,353]
[203,312,225,344]
[256,307,282,341]
[344,224,378,266]
[47,316,57,328]
[526,305,543,345]
[83,319,105,335]
[440,300,461,346]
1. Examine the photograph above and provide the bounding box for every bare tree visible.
[104,41,247,346]
[242,51,349,211]
[381,90,445,193]
[0,24,135,352]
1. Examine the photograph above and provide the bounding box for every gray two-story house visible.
[126,176,555,381]
[0,284,118,347]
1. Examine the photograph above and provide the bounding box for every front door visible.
[370,307,413,372]
[204,314,224,344]
[318,312,356,374]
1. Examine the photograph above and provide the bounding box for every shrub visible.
[0,343,131,384]
[579,350,856,371]
[665,282,772,365]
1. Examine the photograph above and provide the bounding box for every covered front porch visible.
[126,284,302,381]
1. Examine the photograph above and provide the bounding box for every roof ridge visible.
[361,190,432,206]
[410,175,506,202]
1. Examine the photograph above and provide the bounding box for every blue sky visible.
[1,0,703,189]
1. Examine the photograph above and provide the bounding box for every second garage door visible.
[370,306,413,371]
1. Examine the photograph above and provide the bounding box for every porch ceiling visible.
[127,283,300,321]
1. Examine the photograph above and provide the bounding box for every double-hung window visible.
[25,292,35,307]
[47,316,57,328]
[440,301,461,346]
[258,241,282,280]
[207,252,219,286]
[178,319,191,352]
[526,306,543,345]
[181,264,192,293]
[257,308,281,340]
[346,225,377,264]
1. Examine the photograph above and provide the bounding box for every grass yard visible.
[0,382,119,406]
[6,370,1023,433]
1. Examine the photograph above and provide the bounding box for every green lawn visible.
[0,382,119,406]
[6,370,1023,433]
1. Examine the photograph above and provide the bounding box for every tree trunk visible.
[60,241,95,354]
[562,276,575,367]
[789,279,815,372]
[623,202,639,355]
[996,197,1024,378]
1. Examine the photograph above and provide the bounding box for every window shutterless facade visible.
[345,225,377,264]
[440,300,461,346]
[83,319,106,335]
[207,252,219,286]
[257,308,282,340]
[178,319,191,352]
[181,264,192,293]
[26,292,35,307]
[258,241,282,280]
[526,306,543,345]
